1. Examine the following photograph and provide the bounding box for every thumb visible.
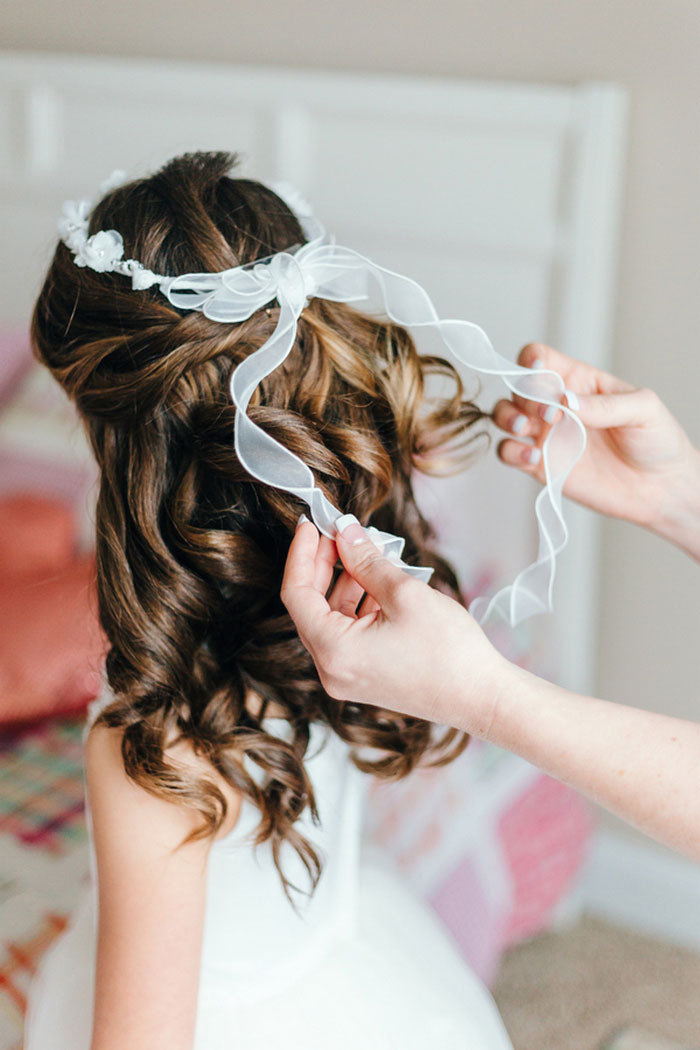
[575,387,655,430]
[335,515,410,613]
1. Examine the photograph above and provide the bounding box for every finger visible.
[496,392,564,428]
[497,438,544,476]
[357,593,381,618]
[575,387,657,430]
[314,534,339,595]
[518,341,586,383]
[327,569,367,618]
[282,519,320,591]
[334,515,415,615]
[281,520,333,638]
[491,398,546,438]
[510,346,576,422]
[518,342,635,397]
[518,342,572,372]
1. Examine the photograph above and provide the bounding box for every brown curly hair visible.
[32,151,487,897]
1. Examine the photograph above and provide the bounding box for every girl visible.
[25,151,515,1050]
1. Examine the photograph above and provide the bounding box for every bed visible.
[0,710,593,1050]
[0,50,625,1049]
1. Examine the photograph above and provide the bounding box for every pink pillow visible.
[0,330,32,405]
[0,556,105,724]
[0,494,78,576]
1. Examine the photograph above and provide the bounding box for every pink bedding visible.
[0,495,103,725]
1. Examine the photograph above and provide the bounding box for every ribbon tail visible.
[310,245,588,627]
[230,291,343,535]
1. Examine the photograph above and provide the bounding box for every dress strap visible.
[84,675,116,739]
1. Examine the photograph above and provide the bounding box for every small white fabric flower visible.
[74,230,124,272]
[99,169,127,195]
[57,199,91,251]
[58,199,90,230]
[130,265,161,290]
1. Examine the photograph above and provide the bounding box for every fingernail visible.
[336,513,359,532]
[542,405,558,424]
[512,413,528,434]
[528,446,542,466]
[564,388,580,411]
[297,513,309,527]
[335,514,366,546]
[531,358,545,370]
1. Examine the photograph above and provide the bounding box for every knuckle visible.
[353,547,382,577]
[392,574,420,611]
[591,393,613,416]
[338,598,359,618]
[519,341,546,365]
[637,386,658,407]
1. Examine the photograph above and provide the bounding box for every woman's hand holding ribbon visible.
[281,517,509,734]
[492,343,700,559]
[281,352,700,860]
[281,510,700,861]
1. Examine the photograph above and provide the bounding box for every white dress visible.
[24,709,514,1050]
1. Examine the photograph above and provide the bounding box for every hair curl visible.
[32,151,488,897]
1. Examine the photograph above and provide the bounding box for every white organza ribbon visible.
[58,171,586,625]
[162,230,586,627]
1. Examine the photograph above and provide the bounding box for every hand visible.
[492,343,700,538]
[281,518,508,734]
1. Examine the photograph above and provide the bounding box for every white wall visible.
[3,1,700,850]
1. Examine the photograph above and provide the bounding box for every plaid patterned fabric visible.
[0,910,69,1050]
[0,714,90,1050]
[0,716,87,853]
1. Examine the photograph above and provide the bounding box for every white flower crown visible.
[55,167,586,628]
[58,170,320,291]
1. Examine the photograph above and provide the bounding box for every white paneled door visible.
[0,51,627,691]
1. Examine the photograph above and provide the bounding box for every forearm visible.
[453,666,700,860]
[647,447,700,562]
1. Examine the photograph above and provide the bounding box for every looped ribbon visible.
[161,228,586,627]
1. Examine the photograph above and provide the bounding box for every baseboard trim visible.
[581,829,700,951]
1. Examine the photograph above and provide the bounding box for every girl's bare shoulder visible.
[84,723,242,853]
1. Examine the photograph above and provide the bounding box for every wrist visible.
[479,660,536,749]
[439,642,521,742]
[478,661,577,766]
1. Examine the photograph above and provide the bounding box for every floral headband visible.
[58,169,586,627]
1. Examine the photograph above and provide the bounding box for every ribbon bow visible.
[160,229,587,625]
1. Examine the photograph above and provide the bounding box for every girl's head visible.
[33,151,485,895]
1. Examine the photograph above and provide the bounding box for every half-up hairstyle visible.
[32,151,487,897]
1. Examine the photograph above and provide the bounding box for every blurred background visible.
[1,3,699,1049]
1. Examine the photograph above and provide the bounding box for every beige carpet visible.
[492,916,700,1050]
[603,1029,698,1050]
